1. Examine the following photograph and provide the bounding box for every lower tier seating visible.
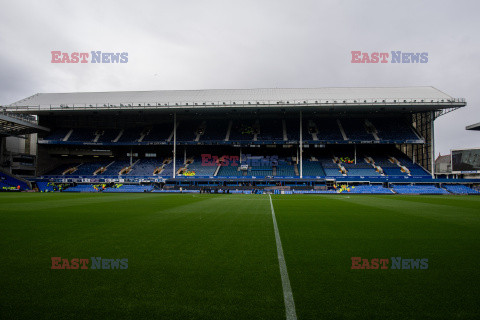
[392,185,449,194]
[443,185,480,194]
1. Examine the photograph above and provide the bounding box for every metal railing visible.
[0,109,38,123]
[4,97,467,112]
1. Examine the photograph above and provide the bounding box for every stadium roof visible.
[466,122,480,131]
[0,112,50,136]
[5,86,466,114]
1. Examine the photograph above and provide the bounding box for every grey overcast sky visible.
[0,0,478,154]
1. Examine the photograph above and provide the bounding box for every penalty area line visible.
[268,194,297,320]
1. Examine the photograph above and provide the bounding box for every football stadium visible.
[2,86,480,194]
[1,87,480,319]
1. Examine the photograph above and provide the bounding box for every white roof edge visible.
[466,122,480,130]
[25,85,448,95]
[7,86,458,107]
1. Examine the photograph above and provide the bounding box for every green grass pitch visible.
[0,193,479,319]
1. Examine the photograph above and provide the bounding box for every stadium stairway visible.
[224,120,233,141]
[364,120,380,141]
[307,120,318,140]
[63,129,73,141]
[336,120,348,141]
[113,129,124,142]
[293,163,299,176]
[93,161,116,175]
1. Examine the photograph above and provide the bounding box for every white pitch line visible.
[269,194,297,320]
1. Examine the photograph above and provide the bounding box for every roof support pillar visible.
[173,113,176,179]
[431,111,435,179]
[299,111,303,179]
[354,145,357,164]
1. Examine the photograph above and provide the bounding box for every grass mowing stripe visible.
[272,194,480,319]
[269,194,297,320]
[333,195,480,228]
[0,194,285,319]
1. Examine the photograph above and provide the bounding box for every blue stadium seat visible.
[0,171,29,190]
[128,158,163,176]
[302,161,325,176]
[370,118,420,141]
[103,185,154,193]
[443,185,480,194]
[64,184,99,192]
[181,159,217,176]
[392,185,448,194]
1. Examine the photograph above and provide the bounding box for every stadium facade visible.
[2,86,480,194]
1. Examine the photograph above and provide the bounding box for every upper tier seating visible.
[285,119,300,141]
[177,121,201,141]
[370,118,420,141]
[43,128,70,141]
[118,128,143,142]
[143,125,172,142]
[201,120,228,141]
[41,117,423,144]
[256,119,284,141]
[340,119,375,141]
[45,163,80,175]
[229,121,257,141]
[68,129,96,142]
[310,119,344,141]
[97,129,121,142]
